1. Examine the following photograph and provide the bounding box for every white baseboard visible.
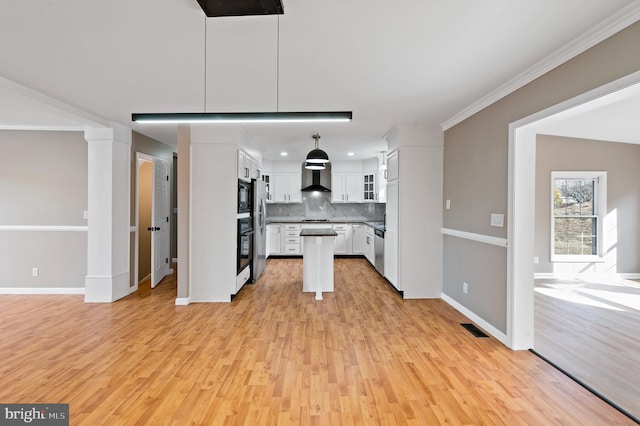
[533,273,556,279]
[0,287,85,295]
[441,293,509,347]
[534,272,640,280]
[175,297,190,306]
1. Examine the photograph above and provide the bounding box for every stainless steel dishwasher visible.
[374,228,384,276]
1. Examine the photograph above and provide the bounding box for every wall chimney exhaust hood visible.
[301,162,331,192]
[196,0,284,17]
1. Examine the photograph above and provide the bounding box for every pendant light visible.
[304,161,326,170]
[305,133,329,169]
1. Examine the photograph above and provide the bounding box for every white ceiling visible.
[535,81,640,144]
[0,0,637,162]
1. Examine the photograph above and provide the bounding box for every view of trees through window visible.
[553,177,597,256]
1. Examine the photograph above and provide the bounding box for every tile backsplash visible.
[266,192,385,222]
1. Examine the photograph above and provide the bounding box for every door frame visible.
[134,152,161,289]
[507,70,640,349]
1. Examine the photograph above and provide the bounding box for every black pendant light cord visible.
[276,15,280,113]
[204,15,207,113]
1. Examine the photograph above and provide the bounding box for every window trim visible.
[550,171,607,263]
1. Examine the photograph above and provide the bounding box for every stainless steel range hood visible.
[301,162,331,192]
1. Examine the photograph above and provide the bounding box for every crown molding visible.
[442,2,640,131]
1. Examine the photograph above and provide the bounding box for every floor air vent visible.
[461,323,489,338]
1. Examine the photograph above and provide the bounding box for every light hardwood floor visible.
[0,259,634,425]
[534,276,640,421]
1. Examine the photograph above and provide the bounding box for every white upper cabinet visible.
[362,171,376,202]
[273,173,301,203]
[332,172,361,203]
[250,157,261,180]
[237,149,250,181]
[237,148,261,181]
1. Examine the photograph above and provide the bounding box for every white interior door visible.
[151,158,170,288]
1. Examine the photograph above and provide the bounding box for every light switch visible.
[490,213,504,227]
[445,199,451,210]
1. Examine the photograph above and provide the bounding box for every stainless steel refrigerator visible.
[252,178,267,282]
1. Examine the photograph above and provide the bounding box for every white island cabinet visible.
[301,228,337,300]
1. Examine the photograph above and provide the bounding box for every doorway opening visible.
[508,70,640,419]
[508,69,640,349]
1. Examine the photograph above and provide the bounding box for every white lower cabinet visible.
[236,266,250,293]
[364,225,375,265]
[333,224,352,255]
[352,224,365,254]
[269,222,379,262]
[282,224,301,255]
[267,224,281,256]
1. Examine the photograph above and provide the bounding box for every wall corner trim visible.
[441,2,640,131]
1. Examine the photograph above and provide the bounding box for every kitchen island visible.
[300,228,337,300]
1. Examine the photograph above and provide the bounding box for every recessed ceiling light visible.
[280,152,288,156]
[347,152,355,156]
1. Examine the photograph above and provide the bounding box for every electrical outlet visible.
[463,282,468,294]
[32,267,39,277]
[533,257,539,264]
[83,210,89,219]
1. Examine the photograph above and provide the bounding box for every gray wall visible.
[0,130,88,288]
[443,21,640,332]
[535,135,640,274]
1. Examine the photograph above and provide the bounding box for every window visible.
[551,171,606,261]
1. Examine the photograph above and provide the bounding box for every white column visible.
[84,124,132,302]
[175,125,191,305]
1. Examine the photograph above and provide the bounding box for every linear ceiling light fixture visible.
[132,111,352,124]
[132,14,352,125]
